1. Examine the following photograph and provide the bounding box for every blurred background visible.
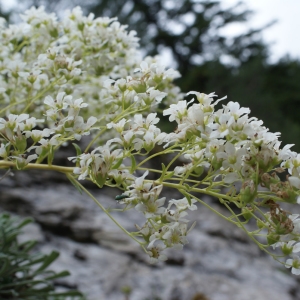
[1,0,300,151]
[1,1,300,299]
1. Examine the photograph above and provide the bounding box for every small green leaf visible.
[0,258,9,277]
[130,155,136,173]
[184,193,192,206]
[49,290,85,297]
[164,171,175,180]
[15,135,27,153]
[16,217,33,229]
[32,251,59,276]
[179,189,192,205]
[45,270,70,280]
[91,172,106,188]
[47,147,54,165]
[19,240,37,253]
[67,174,83,194]
[72,143,82,156]
[159,163,166,181]
[112,158,123,169]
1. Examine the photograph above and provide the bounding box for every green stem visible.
[0,160,74,173]
[71,175,146,249]
[22,77,63,114]
[0,77,63,115]
[223,202,280,258]
[136,147,177,169]
[190,193,240,226]
[137,167,163,174]
[160,181,238,203]
[84,128,107,152]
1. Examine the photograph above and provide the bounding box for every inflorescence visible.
[1,6,300,272]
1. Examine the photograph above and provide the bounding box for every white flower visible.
[107,118,128,132]
[25,128,52,142]
[167,197,197,211]
[292,242,300,253]
[18,70,41,83]
[24,117,44,131]
[92,145,123,167]
[223,101,250,120]
[163,100,188,123]
[186,103,207,133]
[108,169,134,184]
[285,255,300,275]
[20,6,57,25]
[69,145,122,181]
[123,171,163,205]
[210,111,234,139]
[217,142,246,172]
[135,197,166,218]
[141,88,167,104]
[0,114,29,140]
[65,97,88,118]
[12,154,38,168]
[272,240,297,254]
[134,61,149,73]
[0,143,8,158]
[277,144,294,161]
[133,125,166,151]
[223,172,241,184]
[162,222,188,250]
[65,116,97,140]
[5,60,26,78]
[174,164,193,176]
[44,92,70,110]
[132,113,159,131]
[70,153,93,180]
[0,114,29,131]
[29,135,60,155]
[290,214,300,233]
[284,153,300,177]
[165,209,189,223]
[147,240,167,263]
[288,176,300,189]
[128,170,150,193]
[187,91,226,109]
[107,131,135,148]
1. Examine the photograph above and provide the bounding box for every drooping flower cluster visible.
[1,7,300,272]
[116,170,197,263]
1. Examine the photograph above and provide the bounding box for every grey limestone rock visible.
[1,174,300,300]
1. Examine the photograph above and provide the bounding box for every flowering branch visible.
[0,6,300,272]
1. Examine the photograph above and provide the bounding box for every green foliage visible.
[0,213,85,300]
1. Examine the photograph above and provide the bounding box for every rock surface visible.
[1,169,300,300]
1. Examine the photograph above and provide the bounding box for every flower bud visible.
[281,243,294,256]
[242,207,253,221]
[15,135,27,153]
[129,81,147,93]
[256,219,267,229]
[117,79,127,92]
[267,233,280,245]
[211,156,222,171]
[240,180,256,204]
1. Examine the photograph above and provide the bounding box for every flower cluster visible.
[1,7,300,273]
[116,170,197,262]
